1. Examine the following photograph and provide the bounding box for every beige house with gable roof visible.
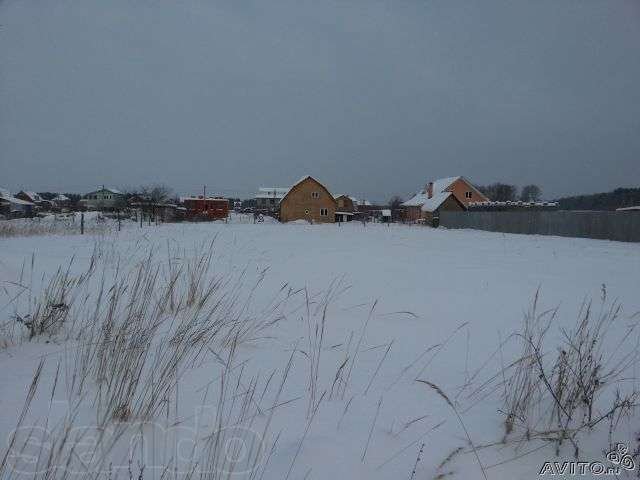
[279,176,336,223]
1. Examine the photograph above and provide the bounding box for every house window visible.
[305,209,310,215]
[311,192,320,199]
[320,208,328,216]
[465,191,472,199]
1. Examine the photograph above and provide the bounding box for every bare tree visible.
[388,196,403,210]
[478,183,518,202]
[388,195,404,221]
[139,184,173,203]
[520,184,541,202]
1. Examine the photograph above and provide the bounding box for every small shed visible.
[421,192,465,226]
[335,211,354,223]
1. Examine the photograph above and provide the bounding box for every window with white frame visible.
[320,208,328,216]
[311,192,320,199]
[465,191,473,199]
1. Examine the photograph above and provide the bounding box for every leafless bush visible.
[500,288,640,456]
[299,277,350,417]
[1,238,303,479]
[62,243,289,426]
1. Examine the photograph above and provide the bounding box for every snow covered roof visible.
[401,176,462,208]
[0,195,34,206]
[52,194,70,202]
[432,176,460,194]
[616,206,640,211]
[180,196,228,202]
[381,209,391,217]
[21,191,43,202]
[401,193,428,207]
[334,194,368,206]
[85,187,122,196]
[0,187,35,205]
[420,192,454,212]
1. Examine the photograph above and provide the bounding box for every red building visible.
[182,196,229,220]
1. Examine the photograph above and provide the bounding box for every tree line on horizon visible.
[465,183,640,210]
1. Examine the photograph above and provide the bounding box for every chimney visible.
[426,182,433,199]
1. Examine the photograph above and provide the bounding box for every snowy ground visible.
[1,219,639,479]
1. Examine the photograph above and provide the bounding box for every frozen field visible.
[1,219,639,479]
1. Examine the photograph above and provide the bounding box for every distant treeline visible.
[473,183,640,210]
[476,183,541,202]
[554,187,640,211]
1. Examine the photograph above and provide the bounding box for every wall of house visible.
[402,205,422,222]
[335,195,355,213]
[279,178,336,223]
[423,195,464,224]
[82,192,124,210]
[447,178,488,207]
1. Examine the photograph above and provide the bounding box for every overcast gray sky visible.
[1,0,639,202]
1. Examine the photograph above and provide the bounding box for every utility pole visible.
[203,185,207,214]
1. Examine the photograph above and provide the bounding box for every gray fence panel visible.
[439,211,640,242]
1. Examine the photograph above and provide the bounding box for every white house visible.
[80,187,125,210]
[255,187,289,211]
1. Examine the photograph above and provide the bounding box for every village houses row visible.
[1,175,490,224]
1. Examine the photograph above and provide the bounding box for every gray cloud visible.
[1,0,639,201]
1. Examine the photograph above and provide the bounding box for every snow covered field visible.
[1,220,639,479]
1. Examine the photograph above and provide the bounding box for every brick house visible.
[181,196,229,220]
[401,176,488,222]
[279,176,336,223]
